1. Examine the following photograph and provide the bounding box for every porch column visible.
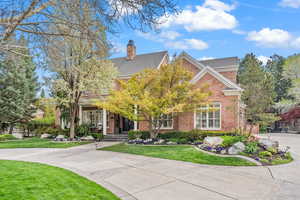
[103,109,107,135]
[61,118,64,129]
[79,105,82,125]
[134,105,138,131]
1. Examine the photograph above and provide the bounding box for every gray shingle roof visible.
[199,57,239,69]
[111,51,167,77]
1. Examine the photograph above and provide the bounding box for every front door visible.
[122,117,134,133]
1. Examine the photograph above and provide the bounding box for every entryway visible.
[114,114,134,134]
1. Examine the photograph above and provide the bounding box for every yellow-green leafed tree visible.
[96,59,211,138]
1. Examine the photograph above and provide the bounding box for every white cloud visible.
[160,31,181,40]
[203,0,236,11]
[257,56,271,65]
[292,37,300,48]
[279,0,300,8]
[185,39,209,50]
[136,30,180,42]
[232,29,247,35]
[159,0,238,32]
[137,31,208,50]
[111,42,126,54]
[247,28,293,48]
[199,56,215,60]
[166,39,208,50]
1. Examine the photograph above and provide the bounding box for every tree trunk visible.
[148,119,155,138]
[249,124,254,135]
[9,123,14,134]
[69,104,77,139]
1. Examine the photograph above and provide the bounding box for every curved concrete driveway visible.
[0,133,299,200]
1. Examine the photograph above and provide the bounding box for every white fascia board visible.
[177,51,205,70]
[191,66,243,91]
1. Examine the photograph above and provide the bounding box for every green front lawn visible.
[0,138,90,148]
[100,144,256,166]
[0,160,120,200]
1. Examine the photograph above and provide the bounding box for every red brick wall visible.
[219,71,237,83]
[135,59,240,133]
[192,73,239,131]
[181,59,200,76]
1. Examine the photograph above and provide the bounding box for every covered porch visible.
[78,105,138,135]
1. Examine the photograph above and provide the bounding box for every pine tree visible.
[40,88,46,98]
[239,53,278,132]
[265,54,293,102]
[0,37,39,133]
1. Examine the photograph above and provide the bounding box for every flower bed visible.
[197,135,293,166]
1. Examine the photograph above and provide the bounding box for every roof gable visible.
[191,66,242,91]
[178,51,239,72]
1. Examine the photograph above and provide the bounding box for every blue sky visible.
[110,0,300,64]
[37,0,300,95]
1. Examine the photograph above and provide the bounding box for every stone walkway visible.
[0,133,299,200]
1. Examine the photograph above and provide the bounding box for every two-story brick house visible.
[56,40,245,135]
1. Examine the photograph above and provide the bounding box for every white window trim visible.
[153,114,174,129]
[82,109,109,128]
[194,103,222,131]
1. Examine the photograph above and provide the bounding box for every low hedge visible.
[158,130,237,142]
[0,134,16,141]
[34,126,67,136]
[128,130,239,142]
[128,131,151,140]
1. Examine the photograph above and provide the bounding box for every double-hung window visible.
[195,103,221,130]
[154,114,173,129]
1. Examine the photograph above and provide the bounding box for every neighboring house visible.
[56,40,245,135]
[278,104,300,133]
[32,109,45,119]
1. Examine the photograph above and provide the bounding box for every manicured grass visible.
[0,138,90,148]
[100,143,256,166]
[0,160,120,200]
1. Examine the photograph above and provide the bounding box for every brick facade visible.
[55,51,242,134]
[131,58,241,133]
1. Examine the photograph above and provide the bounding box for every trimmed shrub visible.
[245,142,259,154]
[158,131,184,140]
[259,151,272,158]
[128,131,150,140]
[158,130,237,142]
[0,134,16,141]
[220,136,245,148]
[267,147,277,154]
[91,133,104,141]
[34,126,63,137]
[75,124,90,137]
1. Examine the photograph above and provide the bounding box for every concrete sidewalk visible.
[0,133,299,200]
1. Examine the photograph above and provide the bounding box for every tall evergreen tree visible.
[40,88,46,98]
[0,37,39,133]
[238,53,278,132]
[282,54,300,103]
[265,54,293,102]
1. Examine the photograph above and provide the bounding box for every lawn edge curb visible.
[194,146,262,166]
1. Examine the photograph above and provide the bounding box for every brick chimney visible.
[127,40,136,60]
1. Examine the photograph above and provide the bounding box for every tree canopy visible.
[0,36,39,132]
[265,54,293,102]
[0,0,178,53]
[238,53,278,130]
[97,59,211,138]
[282,54,300,103]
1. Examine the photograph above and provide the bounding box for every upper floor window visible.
[195,103,221,130]
[154,114,173,129]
